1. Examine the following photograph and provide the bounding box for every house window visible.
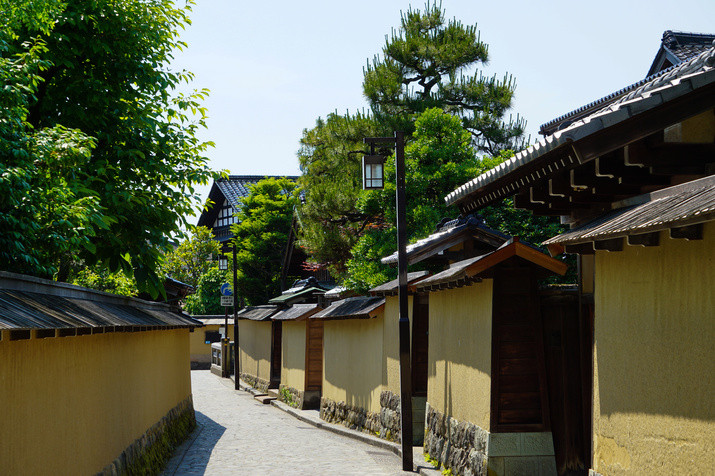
[215,200,237,228]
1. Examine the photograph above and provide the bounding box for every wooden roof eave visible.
[460,240,568,279]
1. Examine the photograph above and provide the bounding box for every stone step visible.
[254,395,277,405]
[266,389,280,399]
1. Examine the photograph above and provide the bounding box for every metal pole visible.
[395,130,413,470]
[233,245,240,390]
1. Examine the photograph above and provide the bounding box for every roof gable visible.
[197,175,299,227]
[647,31,715,77]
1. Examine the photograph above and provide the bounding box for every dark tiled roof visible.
[543,175,715,246]
[236,305,280,321]
[381,215,509,265]
[446,45,715,210]
[271,303,321,321]
[197,175,299,227]
[416,239,567,292]
[647,31,715,76]
[368,271,430,296]
[217,175,299,209]
[311,296,385,320]
[541,31,715,137]
[0,272,199,330]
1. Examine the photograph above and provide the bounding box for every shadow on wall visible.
[162,411,226,475]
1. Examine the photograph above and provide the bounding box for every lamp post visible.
[233,244,240,391]
[363,131,412,471]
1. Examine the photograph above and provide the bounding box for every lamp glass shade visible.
[362,155,385,189]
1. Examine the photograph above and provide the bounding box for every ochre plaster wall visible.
[322,313,384,414]
[427,281,493,430]
[383,295,414,394]
[0,329,191,476]
[189,324,234,362]
[238,320,272,382]
[592,224,715,474]
[281,320,306,391]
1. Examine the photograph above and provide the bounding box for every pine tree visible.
[363,2,525,155]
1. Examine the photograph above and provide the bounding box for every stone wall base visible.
[424,402,557,476]
[240,372,269,393]
[320,397,385,440]
[98,395,196,475]
[278,384,304,409]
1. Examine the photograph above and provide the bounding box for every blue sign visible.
[220,283,233,296]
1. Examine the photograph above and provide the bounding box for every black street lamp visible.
[233,244,240,390]
[363,131,413,471]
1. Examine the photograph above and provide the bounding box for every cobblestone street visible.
[162,371,421,475]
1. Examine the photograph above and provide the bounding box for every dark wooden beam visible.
[564,243,595,255]
[594,238,624,252]
[670,223,703,240]
[627,232,660,247]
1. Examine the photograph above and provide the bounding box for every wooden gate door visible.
[269,321,282,388]
[540,287,590,475]
[304,319,324,391]
[411,293,429,397]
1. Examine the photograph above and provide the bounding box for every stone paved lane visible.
[162,370,418,475]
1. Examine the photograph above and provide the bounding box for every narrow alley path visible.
[162,371,418,475]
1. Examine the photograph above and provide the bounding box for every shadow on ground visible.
[162,411,226,475]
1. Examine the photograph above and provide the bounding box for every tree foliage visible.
[0,0,215,296]
[296,111,386,279]
[231,177,299,306]
[363,2,525,155]
[183,267,227,316]
[344,108,501,291]
[162,226,220,289]
[71,265,138,297]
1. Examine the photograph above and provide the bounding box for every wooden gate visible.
[305,319,323,391]
[269,321,282,389]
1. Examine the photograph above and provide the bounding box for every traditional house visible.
[236,305,281,391]
[0,272,200,475]
[445,35,714,475]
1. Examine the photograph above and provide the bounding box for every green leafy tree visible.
[363,2,525,155]
[344,108,500,291]
[183,267,227,315]
[162,226,221,289]
[297,111,386,279]
[231,177,299,305]
[0,0,215,296]
[71,265,138,297]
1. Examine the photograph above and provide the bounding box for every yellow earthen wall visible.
[281,320,306,391]
[0,329,191,476]
[382,295,414,394]
[322,312,385,414]
[592,224,715,474]
[189,324,234,363]
[238,320,272,382]
[427,282,493,430]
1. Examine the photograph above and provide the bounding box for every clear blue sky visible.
[170,0,715,206]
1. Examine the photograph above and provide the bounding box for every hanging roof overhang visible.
[415,239,567,293]
[236,305,280,321]
[311,296,385,321]
[0,272,200,333]
[445,46,715,218]
[543,174,715,255]
[368,271,430,297]
[271,303,322,321]
[380,215,509,266]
